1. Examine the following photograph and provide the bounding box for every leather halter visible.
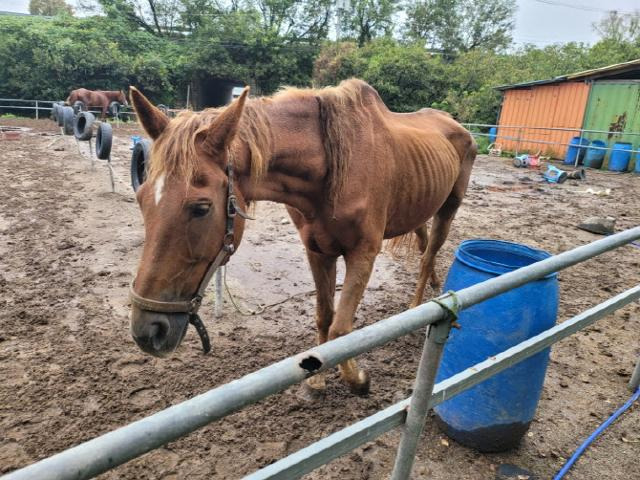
[129,160,252,354]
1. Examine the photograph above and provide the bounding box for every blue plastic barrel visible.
[563,136,589,165]
[609,142,632,172]
[434,240,558,452]
[584,140,607,169]
[634,152,640,175]
[488,127,497,144]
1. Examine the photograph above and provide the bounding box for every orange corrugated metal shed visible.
[496,81,590,158]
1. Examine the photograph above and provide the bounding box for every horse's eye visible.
[190,203,211,218]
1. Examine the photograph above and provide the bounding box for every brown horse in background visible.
[66,88,127,117]
[128,79,476,395]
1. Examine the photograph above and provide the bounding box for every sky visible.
[0,0,638,47]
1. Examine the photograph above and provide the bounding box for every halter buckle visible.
[227,194,238,218]
[190,295,203,313]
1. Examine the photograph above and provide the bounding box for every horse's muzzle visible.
[130,308,189,357]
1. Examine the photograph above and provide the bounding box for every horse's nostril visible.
[150,322,168,351]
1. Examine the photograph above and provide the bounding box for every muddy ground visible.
[0,118,638,480]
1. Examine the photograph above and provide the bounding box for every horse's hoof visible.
[297,377,326,402]
[348,370,370,396]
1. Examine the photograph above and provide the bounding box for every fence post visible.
[575,128,584,168]
[390,296,455,480]
[630,354,640,391]
[515,127,522,157]
[35,100,39,120]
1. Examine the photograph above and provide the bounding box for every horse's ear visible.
[195,87,250,157]
[129,86,168,140]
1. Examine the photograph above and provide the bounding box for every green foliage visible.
[406,0,516,55]
[29,0,74,16]
[314,39,450,112]
[593,10,640,44]
[1,3,640,125]
[314,37,640,123]
[337,0,398,46]
[0,15,173,101]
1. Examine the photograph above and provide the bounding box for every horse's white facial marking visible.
[154,173,165,205]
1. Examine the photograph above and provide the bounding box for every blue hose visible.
[554,387,640,480]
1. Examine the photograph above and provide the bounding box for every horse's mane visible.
[148,101,273,186]
[148,78,376,201]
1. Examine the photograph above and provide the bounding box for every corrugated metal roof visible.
[567,58,640,80]
[496,58,640,91]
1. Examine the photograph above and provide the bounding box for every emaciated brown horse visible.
[128,79,476,395]
[66,88,128,117]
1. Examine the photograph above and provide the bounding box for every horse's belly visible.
[383,173,456,238]
[383,198,443,238]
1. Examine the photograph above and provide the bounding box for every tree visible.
[313,39,451,112]
[29,0,74,16]
[337,0,397,46]
[95,0,184,36]
[405,0,515,55]
[593,10,640,44]
[249,0,333,40]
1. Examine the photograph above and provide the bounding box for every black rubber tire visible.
[74,111,95,141]
[96,122,113,160]
[157,104,169,115]
[130,138,152,192]
[62,106,75,135]
[51,102,63,121]
[109,101,120,118]
[56,104,66,127]
[72,100,85,115]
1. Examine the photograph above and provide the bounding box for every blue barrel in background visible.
[609,142,632,172]
[634,152,640,175]
[584,140,607,169]
[488,127,497,144]
[563,136,589,165]
[434,240,559,452]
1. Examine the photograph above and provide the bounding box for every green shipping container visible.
[582,80,640,170]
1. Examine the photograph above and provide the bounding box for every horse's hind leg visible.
[412,224,437,306]
[304,250,337,393]
[415,223,429,253]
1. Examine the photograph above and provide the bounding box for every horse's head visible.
[119,90,129,106]
[128,86,250,357]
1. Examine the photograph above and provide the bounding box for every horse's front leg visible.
[328,243,379,395]
[304,250,337,393]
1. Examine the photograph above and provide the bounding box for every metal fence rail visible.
[249,284,640,480]
[2,228,640,480]
[0,97,181,121]
[462,122,640,158]
[0,98,59,119]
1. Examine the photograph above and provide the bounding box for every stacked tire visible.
[51,101,64,122]
[61,106,75,135]
[74,112,95,141]
[96,122,113,159]
[130,138,151,192]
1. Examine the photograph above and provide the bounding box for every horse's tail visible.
[385,232,421,260]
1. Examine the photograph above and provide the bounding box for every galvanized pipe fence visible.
[0,97,181,122]
[2,226,639,480]
[2,98,639,157]
[462,122,640,158]
[0,98,59,119]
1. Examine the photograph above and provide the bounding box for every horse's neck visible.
[240,97,327,218]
